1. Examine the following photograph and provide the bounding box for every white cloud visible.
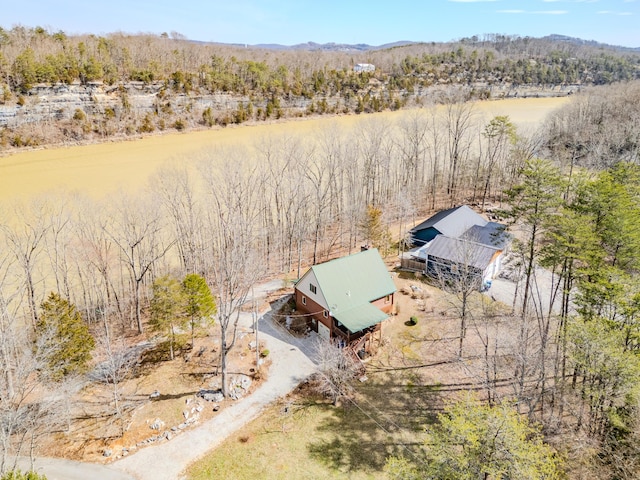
[498,9,568,14]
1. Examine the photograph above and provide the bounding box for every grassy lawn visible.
[186,370,443,480]
[186,395,387,479]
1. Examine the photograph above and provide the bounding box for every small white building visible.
[354,63,375,73]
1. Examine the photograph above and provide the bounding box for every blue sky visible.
[2,0,639,48]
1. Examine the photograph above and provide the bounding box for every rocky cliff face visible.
[0,82,314,128]
[0,80,574,129]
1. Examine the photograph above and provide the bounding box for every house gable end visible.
[295,269,329,310]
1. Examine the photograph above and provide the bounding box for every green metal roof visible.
[310,248,396,333]
[333,302,390,332]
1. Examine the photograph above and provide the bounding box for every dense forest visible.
[2,25,640,479]
[1,26,639,148]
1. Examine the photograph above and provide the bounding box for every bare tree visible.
[75,201,124,325]
[91,325,138,437]
[442,94,476,204]
[0,293,75,474]
[306,132,339,265]
[200,154,265,397]
[1,199,50,328]
[389,190,417,255]
[432,235,488,357]
[478,116,517,209]
[426,107,445,210]
[256,134,304,272]
[340,141,366,253]
[42,193,75,301]
[355,116,393,207]
[151,166,205,275]
[104,192,174,333]
[309,338,361,405]
[395,109,429,196]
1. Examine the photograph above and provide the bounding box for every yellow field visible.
[0,97,570,202]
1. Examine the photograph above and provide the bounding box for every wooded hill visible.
[1,27,639,149]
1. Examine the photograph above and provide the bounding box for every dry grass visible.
[0,98,569,202]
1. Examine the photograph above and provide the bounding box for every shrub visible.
[72,108,86,121]
[1,469,48,480]
[173,118,185,131]
[138,113,155,133]
[406,316,418,326]
[1,85,11,104]
[202,107,214,127]
[260,349,270,358]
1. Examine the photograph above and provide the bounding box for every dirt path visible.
[111,292,317,480]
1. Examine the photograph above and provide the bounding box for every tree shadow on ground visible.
[307,371,442,474]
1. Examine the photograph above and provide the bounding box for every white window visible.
[302,296,306,305]
[323,310,328,318]
[310,283,317,294]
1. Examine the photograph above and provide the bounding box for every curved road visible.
[112,292,317,480]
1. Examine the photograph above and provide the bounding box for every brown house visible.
[294,248,396,351]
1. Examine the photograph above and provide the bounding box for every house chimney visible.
[360,245,370,251]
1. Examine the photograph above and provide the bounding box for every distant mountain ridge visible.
[193,35,639,53]
[195,40,416,52]
[541,34,640,52]
[260,40,416,51]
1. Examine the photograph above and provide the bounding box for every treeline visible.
[2,27,638,94]
[393,46,638,89]
[1,26,640,150]
[386,156,640,479]
[502,158,640,478]
[542,82,640,168]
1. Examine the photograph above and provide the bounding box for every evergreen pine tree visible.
[37,292,95,380]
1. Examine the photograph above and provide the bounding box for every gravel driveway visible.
[111,289,317,480]
[484,261,563,316]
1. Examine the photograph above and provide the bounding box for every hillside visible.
[0,27,639,151]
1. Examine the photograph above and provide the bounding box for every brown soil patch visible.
[376,256,517,399]
[41,326,269,464]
